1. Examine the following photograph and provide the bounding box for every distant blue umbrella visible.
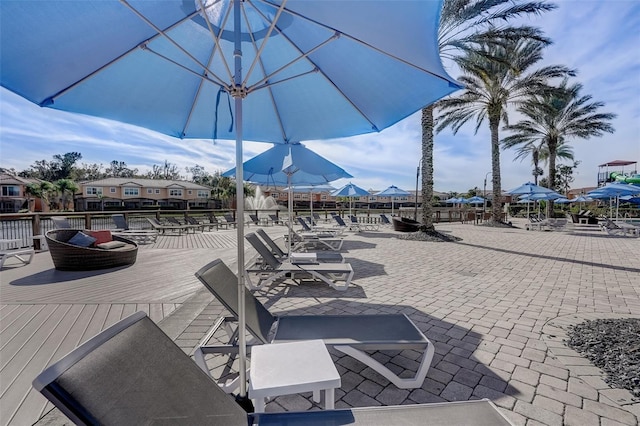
[554,197,571,204]
[587,183,640,219]
[376,185,411,215]
[508,182,554,217]
[331,183,370,215]
[466,196,486,205]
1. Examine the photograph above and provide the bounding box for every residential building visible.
[0,173,45,213]
[74,178,213,211]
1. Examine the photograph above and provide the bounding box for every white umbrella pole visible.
[309,189,313,229]
[233,0,248,400]
[287,175,293,255]
[391,197,394,216]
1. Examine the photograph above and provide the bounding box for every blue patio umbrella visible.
[588,183,640,220]
[376,185,411,216]
[466,196,486,205]
[223,142,351,252]
[508,182,555,218]
[331,183,370,215]
[520,191,562,217]
[0,0,459,399]
[554,197,571,204]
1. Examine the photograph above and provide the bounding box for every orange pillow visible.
[87,230,113,245]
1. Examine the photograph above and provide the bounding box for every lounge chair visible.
[32,310,513,425]
[206,213,228,230]
[245,233,353,291]
[601,218,639,237]
[195,259,431,389]
[111,214,158,244]
[268,214,284,225]
[166,216,200,233]
[51,216,72,229]
[290,229,345,251]
[296,217,343,236]
[146,217,185,234]
[379,214,392,226]
[255,228,344,263]
[348,215,379,231]
[111,214,130,231]
[223,213,238,228]
[186,216,216,231]
[0,247,35,269]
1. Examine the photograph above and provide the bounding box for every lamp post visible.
[483,171,492,215]
[414,161,421,221]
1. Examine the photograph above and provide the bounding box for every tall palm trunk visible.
[489,116,503,222]
[547,138,558,217]
[532,150,540,185]
[420,105,435,230]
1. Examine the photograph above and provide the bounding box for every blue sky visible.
[1,1,638,194]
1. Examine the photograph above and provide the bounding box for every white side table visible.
[249,340,341,413]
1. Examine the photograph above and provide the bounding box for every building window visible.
[197,190,210,198]
[110,187,116,193]
[2,186,20,196]
[147,188,153,194]
[188,190,192,195]
[86,187,103,196]
[124,187,139,196]
[155,189,160,194]
[169,189,182,197]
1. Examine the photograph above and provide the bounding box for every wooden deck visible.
[0,228,277,426]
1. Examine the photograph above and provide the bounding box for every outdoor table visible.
[249,340,341,413]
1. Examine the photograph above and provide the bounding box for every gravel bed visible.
[566,318,640,398]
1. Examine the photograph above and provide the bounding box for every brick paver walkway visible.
[183,220,639,425]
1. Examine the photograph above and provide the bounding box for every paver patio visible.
[1,219,638,425]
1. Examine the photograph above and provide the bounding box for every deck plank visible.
[0,228,277,426]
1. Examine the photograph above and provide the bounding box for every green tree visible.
[72,162,105,181]
[24,183,41,212]
[502,78,615,215]
[36,181,55,210]
[146,160,181,180]
[54,179,79,211]
[419,0,555,231]
[106,160,137,178]
[555,161,581,196]
[436,39,574,222]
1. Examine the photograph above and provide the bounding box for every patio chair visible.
[245,233,353,291]
[206,213,228,230]
[379,214,392,226]
[146,217,185,235]
[111,214,130,231]
[223,213,238,228]
[255,228,343,263]
[111,215,158,244]
[186,216,215,231]
[296,217,343,236]
[166,216,200,233]
[348,215,379,232]
[195,259,430,389]
[289,229,345,251]
[601,218,639,237]
[268,213,284,225]
[32,311,513,425]
[51,216,72,229]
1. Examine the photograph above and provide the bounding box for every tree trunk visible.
[547,139,557,218]
[489,116,502,222]
[420,106,435,231]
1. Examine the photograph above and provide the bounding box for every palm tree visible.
[36,181,55,211]
[54,179,79,211]
[503,79,615,214]
[436,39,574,222]
[24,183,41,212]
[419,0,556,232]
[504,139,574,184]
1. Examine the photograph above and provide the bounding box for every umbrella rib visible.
[41,3,205,105]
[258,0,461,86]
[195,0,235,83]
[120,0,229,89]
[180,48,218,138]
[241,0,289,89]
